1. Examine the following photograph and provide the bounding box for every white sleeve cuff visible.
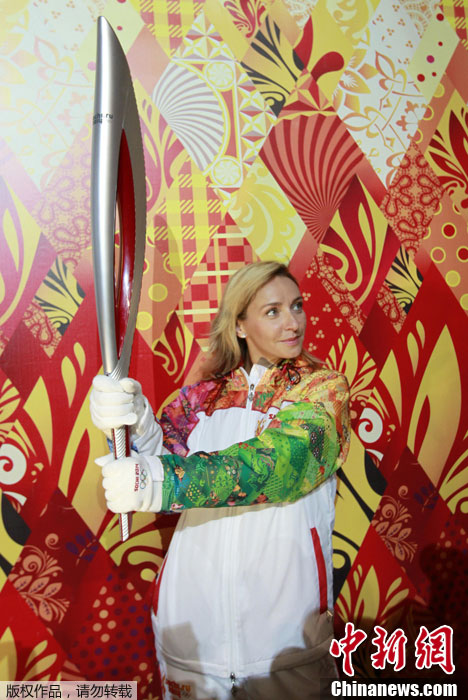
[141,455,164,512]
[133,399,164,455]
[145,454,164,481]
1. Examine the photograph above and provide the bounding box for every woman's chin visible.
[280,344,303,359]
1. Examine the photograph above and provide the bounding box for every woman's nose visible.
[285,311,299,330]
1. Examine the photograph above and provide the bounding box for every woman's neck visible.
[243,355,276,374]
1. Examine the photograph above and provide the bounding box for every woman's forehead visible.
[250,276,301,306]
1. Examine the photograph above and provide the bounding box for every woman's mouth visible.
[282,336,301,345]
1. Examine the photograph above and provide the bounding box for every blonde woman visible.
[90,261,350,699]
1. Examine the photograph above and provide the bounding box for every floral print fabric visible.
[158,357,350,511]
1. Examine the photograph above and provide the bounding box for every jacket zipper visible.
[226,507,239,690]
[230,672,238,695]
[228,374,257,688]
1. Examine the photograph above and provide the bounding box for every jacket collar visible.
[226,353,310,391]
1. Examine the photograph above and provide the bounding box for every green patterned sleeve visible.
[159,373,350,511]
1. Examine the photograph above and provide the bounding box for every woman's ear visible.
[236,323,246,339]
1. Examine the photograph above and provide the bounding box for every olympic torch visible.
[91,16,147,541]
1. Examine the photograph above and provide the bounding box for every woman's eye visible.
[266,308,278,317]
[293,300,304,312]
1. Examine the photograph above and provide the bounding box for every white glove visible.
[95,451,164,513]
[90,375,164,454]
[90,375,147,439]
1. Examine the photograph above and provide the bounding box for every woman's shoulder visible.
[306,365,347,383]
[294,354,345,379]
[292,358,349,398]
[172,373,231,415]
[179,374,222,401]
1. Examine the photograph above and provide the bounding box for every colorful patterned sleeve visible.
[159,372,350,512]
[159,379,218,457]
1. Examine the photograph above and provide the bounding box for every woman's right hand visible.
[90,375,147,439]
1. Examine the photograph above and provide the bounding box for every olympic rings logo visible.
[139,467,148,489]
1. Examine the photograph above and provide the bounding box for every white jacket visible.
[137,357,350,680]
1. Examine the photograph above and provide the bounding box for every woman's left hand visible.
[95,451,163,513]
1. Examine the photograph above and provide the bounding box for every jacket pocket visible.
[310,527,328,614]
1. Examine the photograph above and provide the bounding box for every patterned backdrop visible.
[1,0,467,695]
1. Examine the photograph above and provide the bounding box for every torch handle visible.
[112,425,132,541]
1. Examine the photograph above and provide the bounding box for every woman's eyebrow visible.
[260,296,303,309]
[260,300,281,309]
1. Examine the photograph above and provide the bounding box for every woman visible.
[90,261,350,699]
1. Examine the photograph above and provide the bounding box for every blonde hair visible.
[202,261,319,378]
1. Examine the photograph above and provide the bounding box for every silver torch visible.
[91,16,147,541]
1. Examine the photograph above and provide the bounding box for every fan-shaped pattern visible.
[153,62,225,173]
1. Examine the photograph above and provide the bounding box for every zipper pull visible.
[248,383,254,402]
[230,673,238,695]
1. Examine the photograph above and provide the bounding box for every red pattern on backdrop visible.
[260,113,364,241]
[322,176,402,316]
[380,143,443,255]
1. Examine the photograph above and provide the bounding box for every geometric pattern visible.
[442,0,468,51]
[1,0,468,695]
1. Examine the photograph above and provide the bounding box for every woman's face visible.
[236,275,306,367]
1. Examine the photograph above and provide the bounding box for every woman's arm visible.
[96,371,350,514]
[159,372,350,511]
